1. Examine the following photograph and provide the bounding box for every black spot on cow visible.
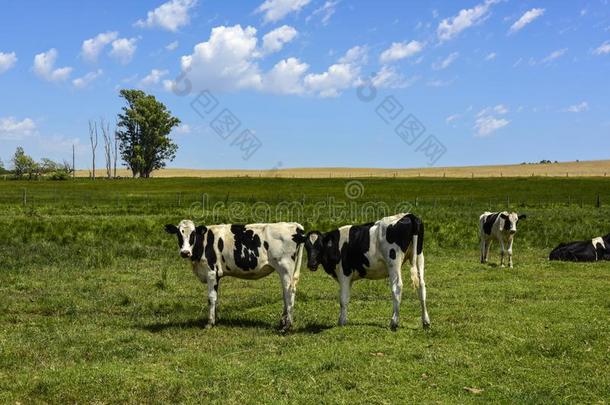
[204,230,217,267]
[263,241,269,250]
[389,249,396,260]
[483,213,500,235]
[190,226,207,261]
[221,255,225,263]
[292,227,306,244]
[386,214,424,254]
[231,224,261,271]
[341,223,373,277]
[218,237,224,252]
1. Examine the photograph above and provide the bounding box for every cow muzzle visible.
[308,263,319,271]
[180,250,192,258]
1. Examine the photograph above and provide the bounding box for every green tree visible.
[12,147,37,179]
[116,89,180,178]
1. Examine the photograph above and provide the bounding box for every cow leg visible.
[214,279,220,320]
[205,269,218,328]
[338,274,352,326]
[484,238,492,263]
[480,238,487,263]
[507,236,514,268]
[499,238,506,267]
[416,253,430,329]
[278,264,296,332]
[388,261,403,331]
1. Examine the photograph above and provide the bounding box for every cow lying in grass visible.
[165,220,305,332]
[549,233,610,262]
[298,213,429,330]
[479,211,527,268]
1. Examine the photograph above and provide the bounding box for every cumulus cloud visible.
[166,25,364,97]
[437,0,498,42]
[0,117,37,140]
[432,52,459,70]
[173,123,192,134]
[263,57,309,94]
[72,69,103,89]
[509,8,545,34]
[110,38,137,64]
[135,0,197,31]
[593,41,610,55]
[33,49,72,82]
[0,52,17,74]
[485,52,496,61]
[256,0,311,24]
[81,31,118,62]
[370,66,418,89]
[379,40,423,64]
[307,0,339,25]
[261,25,298,55]
[140,69,169,87]
[563,101,588,113]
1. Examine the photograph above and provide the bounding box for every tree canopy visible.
[116,89,180,178]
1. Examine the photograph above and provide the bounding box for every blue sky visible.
[0,0,609,170]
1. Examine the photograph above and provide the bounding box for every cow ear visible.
[165,224,179,234]
[500,213,509,220]
[195,225,207,235]
[518,214,527,220]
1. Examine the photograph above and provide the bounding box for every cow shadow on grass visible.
[139,316,333,335]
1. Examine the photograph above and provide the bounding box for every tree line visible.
[3,89,180,180]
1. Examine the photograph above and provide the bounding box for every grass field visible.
[1,177,610,403]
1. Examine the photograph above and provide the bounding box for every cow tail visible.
[410,233,420,289]
[293,237,304,289]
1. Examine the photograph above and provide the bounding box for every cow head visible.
[304,231,324,271]
[500,212,526,235]
[164,220,206,259]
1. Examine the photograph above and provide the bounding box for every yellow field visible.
[75,159,610,179]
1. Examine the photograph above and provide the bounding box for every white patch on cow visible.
[178,219,196,256]
[592,236,605,250]
[308,233,319,244]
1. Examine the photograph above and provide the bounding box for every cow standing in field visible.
[479,211,527,268]
[299,213,430,330]
[549,233,610,262]
[165,220,305,332]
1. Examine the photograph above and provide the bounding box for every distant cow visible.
[549,234,610,262]
[299,213,429,330]
[479,211,527,268]
[165,220,305,332]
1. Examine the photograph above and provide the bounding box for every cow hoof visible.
[205,323,214,329]
[423,321,431,330]
[390,321,399,331]
[279,323,292,334]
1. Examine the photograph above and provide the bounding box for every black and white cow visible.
[479,211,527,268]
[165,220,305,332]
[300,213,429,330]
[549,233,610,262]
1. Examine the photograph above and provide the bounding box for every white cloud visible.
[379,40,423,64]
[475,115,509,136]
[485,52,496,61]
[263,57,309,94]
[371,66,418,89]
[541,48,567,63]
[135,0,197,31]
[432,52,459,70]
[437,0,498,42]
[446,114,460,123]
[0,52,17,74]
[174,123,192,134]
[304,62,358,97]
[593,41,610,55]
[110,38,138,64]
[33,49,72,82]
[563,101,588,113]
[509,8,545,34]
[0,117,37,140]
[72,69,103,89]
[140,69,169,87]
[307,0,339,25]
[338,45,368,65]
[261,25,298,54]
[170,25,262,92]
[81,31,118,62]
[166,41,179,51]
[256,0,311,24]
